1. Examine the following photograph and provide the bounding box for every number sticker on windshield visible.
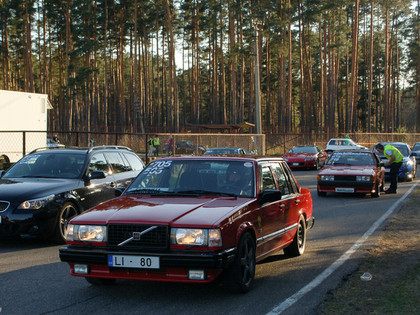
[143,161,172,175]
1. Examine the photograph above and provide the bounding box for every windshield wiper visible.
[21,175,57,178]
[176,190,236,197]
[125,188,179,196]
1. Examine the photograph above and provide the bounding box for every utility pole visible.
[254,20,262,135]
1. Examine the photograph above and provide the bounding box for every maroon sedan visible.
[60,156,314,293]
[317,149,385,197]
[283,145,328,170]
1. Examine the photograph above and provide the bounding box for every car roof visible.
[29,145,135,155]
[332,149,372,153]
[148,155,282,163]
[380,142,409,146]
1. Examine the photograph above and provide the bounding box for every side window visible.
[271,162,292,196]
[123,152,144,171]
[261,166,277,190]
[105,152,130,173]
[281,162,299,194]
[89,153,110,175]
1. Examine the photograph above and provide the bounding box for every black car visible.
[163,140,206,155]
[0,146,145,243]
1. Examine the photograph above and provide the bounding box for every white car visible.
[325,138,366,155]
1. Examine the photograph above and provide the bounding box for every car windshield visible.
[126,159,255,197]
[326,151,375,166]
[413,143,420,150]
[289,146,317,154]
[392,144,409,157]
[3,153,86,179]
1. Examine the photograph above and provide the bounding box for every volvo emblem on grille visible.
[118,226,158,246]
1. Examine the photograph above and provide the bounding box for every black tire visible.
[372,182,380,198]
[54,202,79,243]
[85,277,116,285]
[224,232,256,293]
[284,215,306,257]
[317,189,327,197]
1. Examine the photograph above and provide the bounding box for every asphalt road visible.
[0,170,417,315]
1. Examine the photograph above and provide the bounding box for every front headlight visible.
[18,194,55,210]
[320,175,334,181]
[66,224,107,242]
[170,228,222,247]
[356,175,372,181]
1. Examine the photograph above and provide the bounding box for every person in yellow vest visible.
[375,143,403,194]
[153,135,160,156]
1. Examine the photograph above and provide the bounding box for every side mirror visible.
[259,190,282,204]
[115,187,125,197]
[89,170,106,180]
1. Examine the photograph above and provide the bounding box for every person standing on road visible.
[148,135,155,156]
[375,143,403,194]
[153,135,160,156]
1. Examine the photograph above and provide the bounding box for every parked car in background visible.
[412,142,420,164]
[203,147,248,155]
[317,149,385,197]
[282,145,327,170]
[0,146,145,243]
[373,142,417,182]
[60,156,314,293]
[325,138,366,156]
[163,140,206,155]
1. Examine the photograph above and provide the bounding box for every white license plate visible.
[335,187,355,193]
[292,163,299,166]
[385,169,390,173]
[108,255,160,269]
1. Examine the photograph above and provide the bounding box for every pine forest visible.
[1,0,420,135]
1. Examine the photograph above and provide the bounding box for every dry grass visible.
[317,186,420,315]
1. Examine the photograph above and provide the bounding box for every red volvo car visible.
[60,156,314,293]
[317,149,385,197]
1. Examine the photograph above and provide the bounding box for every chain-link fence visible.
[1,130,420,170]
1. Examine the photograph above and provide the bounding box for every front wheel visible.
[317,189,327,197]
[284,215,306,257]
[54,202,79,243]
[224,232,256,293]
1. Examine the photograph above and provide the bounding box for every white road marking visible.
[266,181,420,315]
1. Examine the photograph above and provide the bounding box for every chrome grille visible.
[0,201,10,212]
[107,224,169,249]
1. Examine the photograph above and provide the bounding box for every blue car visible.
[374,142,417,182]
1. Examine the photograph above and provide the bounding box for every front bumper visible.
[287,161,317,168]
[317,180,375,193]
[0,210,56,238]
[59,245,237,283]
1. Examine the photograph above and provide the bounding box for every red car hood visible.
[319,165,376,176]
[283,153,316,160]
[71,195,253,227]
